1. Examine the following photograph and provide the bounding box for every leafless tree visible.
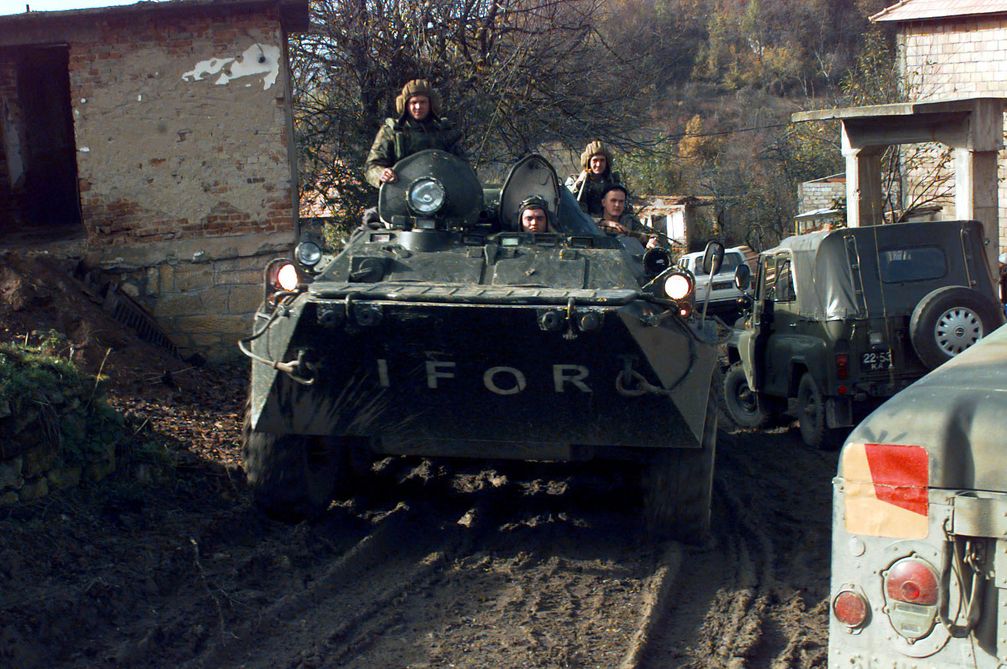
[292,0,665,233]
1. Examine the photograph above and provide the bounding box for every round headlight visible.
[407,177,446,215]
[276,263,300,291]
[663,272,693,301]
[295,241,322,267]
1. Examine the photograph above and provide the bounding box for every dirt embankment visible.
[0,252,837,668]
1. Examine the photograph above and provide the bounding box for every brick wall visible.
[57,6,298,360]
[69,6,295,246]
[797,179,845,214]
[897,16,1007,250]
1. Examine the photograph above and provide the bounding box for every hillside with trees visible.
[293,0,896,250]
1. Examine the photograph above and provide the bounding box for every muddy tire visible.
[796,373,841,451]
[909,286,1001,370]
[643,386,716,543]
[722,362,769,429]
[242,403,347,522]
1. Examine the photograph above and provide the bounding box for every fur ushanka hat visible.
[579,140,612,171]
[395,79,442,117]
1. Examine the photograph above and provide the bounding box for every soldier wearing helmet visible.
[519,195,550,233]
[566,140,623,217]
[364,79,466,188]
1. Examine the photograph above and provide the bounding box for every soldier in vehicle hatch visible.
[597,184,657,248]
[566,140,623,217]
[364,79,466,188]
[519,196,550,233]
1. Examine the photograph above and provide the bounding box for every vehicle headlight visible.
[295,241,322,267]
[663,271,694,301]
[275,263,300,292]
[407,177,446,215]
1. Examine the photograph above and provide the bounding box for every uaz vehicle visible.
[723,220,1003,448]
[240,150,723,538]
[829,317,1007,667]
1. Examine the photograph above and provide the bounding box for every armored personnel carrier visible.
[240,150,722,538]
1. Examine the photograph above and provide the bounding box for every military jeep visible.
[723,220,1003,448]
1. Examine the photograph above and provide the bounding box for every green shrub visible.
[0,332,126,468]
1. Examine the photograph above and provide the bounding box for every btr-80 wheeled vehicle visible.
[240,150,722,538]
[722,220,1004,449]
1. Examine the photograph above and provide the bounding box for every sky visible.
[0,0,166,16]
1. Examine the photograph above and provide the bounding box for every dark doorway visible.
[14,45,81,234]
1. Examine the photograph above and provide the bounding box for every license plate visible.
[861,350,892,371]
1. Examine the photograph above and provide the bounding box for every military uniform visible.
[363,79,465,188]
[598,213,655,246]
[568,140,623,217]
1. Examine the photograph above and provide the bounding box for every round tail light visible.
[833,589,869,628]
[885,558,938,606]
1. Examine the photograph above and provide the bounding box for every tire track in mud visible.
[312,462,683,669]
[179,458,685,669]
[184,499,471,669]
[634,427,837,669]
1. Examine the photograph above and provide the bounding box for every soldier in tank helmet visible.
[364,79,466,188]
[518,195,550,233]
[566,140,623,217]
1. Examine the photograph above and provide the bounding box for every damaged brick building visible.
[0,0,308,360]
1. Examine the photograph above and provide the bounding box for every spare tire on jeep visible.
[909,286,1002,369]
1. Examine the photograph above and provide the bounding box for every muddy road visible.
[1,371,837,669]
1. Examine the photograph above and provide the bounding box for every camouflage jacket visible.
[364,116,465,188]
[569,171,623,217]
[597,213,654,245]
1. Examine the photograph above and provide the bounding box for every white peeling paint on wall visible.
[181,43,281,90]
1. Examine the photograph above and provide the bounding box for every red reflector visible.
[838,384,848,395]
[885,558,938,606]
[833,590,868,627]
[865,444,929,516]
[836,353,849,379]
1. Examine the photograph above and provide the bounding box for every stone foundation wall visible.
[0,368,117,508]
[86,231,290,360]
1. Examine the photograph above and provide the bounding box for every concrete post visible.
[954,147,1000,280]
[841,135,884,227]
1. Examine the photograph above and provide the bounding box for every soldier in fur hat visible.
[364,79,465,188]
[566,140,623,217]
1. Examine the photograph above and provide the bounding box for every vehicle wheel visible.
[909,286,1001,370]
[643,386,716,542]
[242,402,347,522]
[796,373,841,451]
[722,362,769,429]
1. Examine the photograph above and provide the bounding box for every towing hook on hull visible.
[239,329,317,385]
[271,349,317,385]
[563,297,578,341]
[615,356,651,397]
